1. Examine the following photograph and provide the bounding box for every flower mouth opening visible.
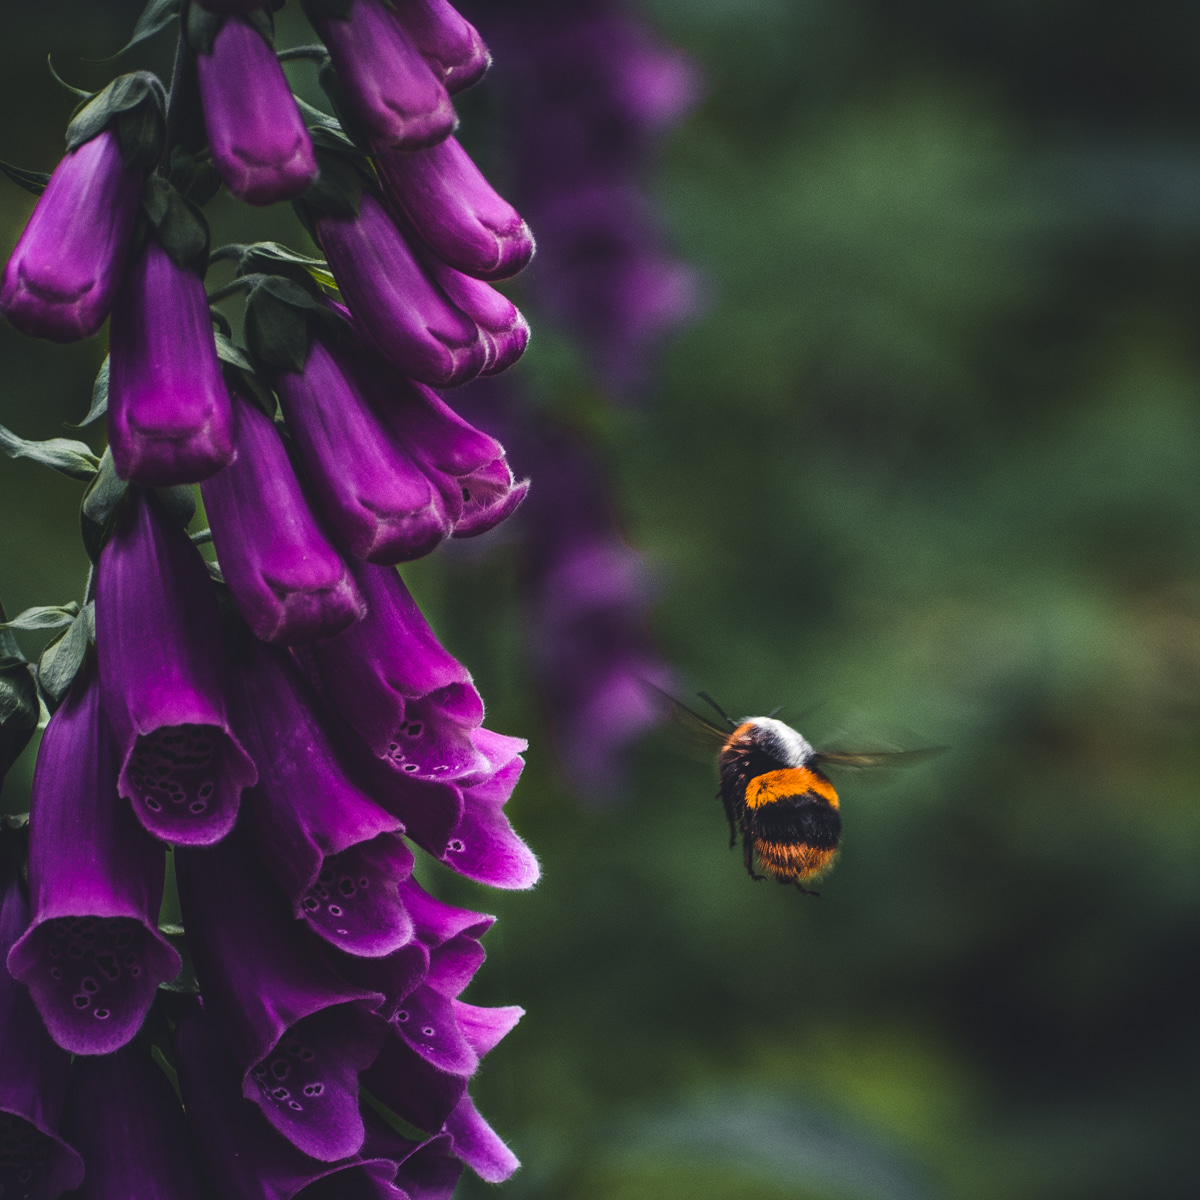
[17,269,93,304]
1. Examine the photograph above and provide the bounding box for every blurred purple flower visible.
[200,392,366,644]
[96,492,256,845]
[308,0,456,151]
[0,827,85,1199]
[0,128,141,343]
[61,1044,207,1200]
[196,15,318,205]
[6,667,181,1055]
[107,240,235,485]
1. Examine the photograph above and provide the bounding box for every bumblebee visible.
[655,687,936,896]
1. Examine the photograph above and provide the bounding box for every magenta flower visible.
[0,828,85,1199]
[0,129,141,343]
[61,1044,207,1200]
[200,393,366,644]
[394,0,491,94]
[196,16,318,205]
[232,638,415,958]
[374,135,534,280]
[177,1005,464,1200]
[175,825,387,1161]
[276,337,452,563]
[423,252,530,376]
[96,492,256,845]
[6,667,181,1056]
[307,0,456,150]
[107,240,235,485]
[316,192,488,387]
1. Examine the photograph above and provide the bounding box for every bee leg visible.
[718,790,738,849]
[742,834,765,882]
[793,881,821,899]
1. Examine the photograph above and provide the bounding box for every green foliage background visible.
[3,2,1200,1198]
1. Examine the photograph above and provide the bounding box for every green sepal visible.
[67,72,167,173]
[37,610,92,710]
[70,358,110,430]
[154,484,197,529]
[0,423,100,482]
[0,161,50,197]
[80,449,129,563]
[244,274,344,374]
[210,307,232,338]
[142,175,210,277]
[190,528,213,546]
[300,0,356,21]
[108,0,185,60]
[214,331,277,417]
[229,240,336,292]
[184,5,224,56]
[166,145,222,207]
[295,143,364,224]
[0,601,39,793]
[316,62,374,151]
[158,923,200,995]
[0,604,82,634]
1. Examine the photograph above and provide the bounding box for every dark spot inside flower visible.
[95,954,120,981]
[271,1087,290,1101]
[359,877,370,888]
[389,742,400,752]
[404,763,419,772]
[252,1065,268,1079]
[188,800,207,814]
[80,977,98,994]
[271,1059,290,1080]
[447,839,465,853]
[73,994,89,1009]
[422,1026,435,1037]
[328,905,343,917]
[405,721,423,737]
[319,867,334,884]
[303,1083,324,1097]
[130,966,141,977]
[299,1048,315,1062]
[303,896,320,911]
[94,1008,110,1020]
[338,878,356,896]
[198,783,214,799]
[145,797,162,812]
[50,967,62,980]
[462,487,471,501]
[48,945,60,959]
[397,1010,409,1022]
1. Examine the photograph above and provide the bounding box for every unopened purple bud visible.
[6,668,181,1055]
[201,394,366,644]
[423,254,529,377]
[0,834,85,1198]
[197,17,318,205]
[298,559,487,783]
[233,638,415,957]
[375,136,534,281]
[176,827,386,1161]
[96,493,257,845]
[277,339,451,563]
[108,241,235,485]
[393,0,491,94]
[61,1045,207,1200]
[318,192,488,387]
[0,129,140,342]
[312,0,456,150]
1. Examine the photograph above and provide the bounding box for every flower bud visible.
[393,0,491,94]
[197,16,319,205]
[201,393,366,644]
[0,129,140,342]
[108,241,235,485]
[423,253,529,376]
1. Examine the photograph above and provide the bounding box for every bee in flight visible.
[652,686,939,896]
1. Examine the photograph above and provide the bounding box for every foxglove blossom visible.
[61,1044,207,1200]
[200,393,366,644]
[6,667,181,1055]
[395,0,491,94]
[196,14,319,205]
[107,240,235,485]
[97,492,256,844]
[0,129,141,342]
[176,825,387,1161]
[232,637,415,957]
[0,827,85,1200]
[305,0,456,151]
[277,337,452,563]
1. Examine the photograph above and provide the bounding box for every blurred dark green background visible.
[4,2,1200,1198]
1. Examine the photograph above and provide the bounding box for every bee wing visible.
[813,746,946,771]
[639,679,730,759]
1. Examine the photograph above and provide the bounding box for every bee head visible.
[738,717,815,769]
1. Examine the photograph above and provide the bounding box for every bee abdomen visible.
[751,795,842,849]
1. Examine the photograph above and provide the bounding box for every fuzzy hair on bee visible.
[647,684,939,897]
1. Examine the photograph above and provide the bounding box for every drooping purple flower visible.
[0,129,141,343]
[0,827,85,1200]
[196,16,318,205]
[200,392,366,644]
[374,135,534,281]
[175,825,387,1161]
[232,637,415,957]
[307,0,456,151]
[394,0,491,94]
[444,1093,521,1184]
[316,192,488,387]
[6,666,181,1056]
[96,491,256,845]
[60,1043,208,1200]
[107,240,235,484]
[276,337,452,563]
[176,1005,463,1200]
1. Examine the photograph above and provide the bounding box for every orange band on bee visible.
[743,768,839,810]
[755,841,838,882]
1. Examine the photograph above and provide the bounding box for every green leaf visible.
[0,160,50,197]
[80,449,129,563]
[236,241,336,290]
[166,145,222,207]
[244,276,325,373]
[47,56,94,102]
[300,0,355,21]
[69,358,110,429]
[0,604,81,634]
[184,5,224,57]
[214,331,278,416]
[142,175,210,276]
[295,143,364,222]
[106,0,185,60]
[67,72,167,173]
[0,633,38,792]
[213,331,255,374]
[37,614,91,708]
[0,423,100,481]
[154,485,197,529]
